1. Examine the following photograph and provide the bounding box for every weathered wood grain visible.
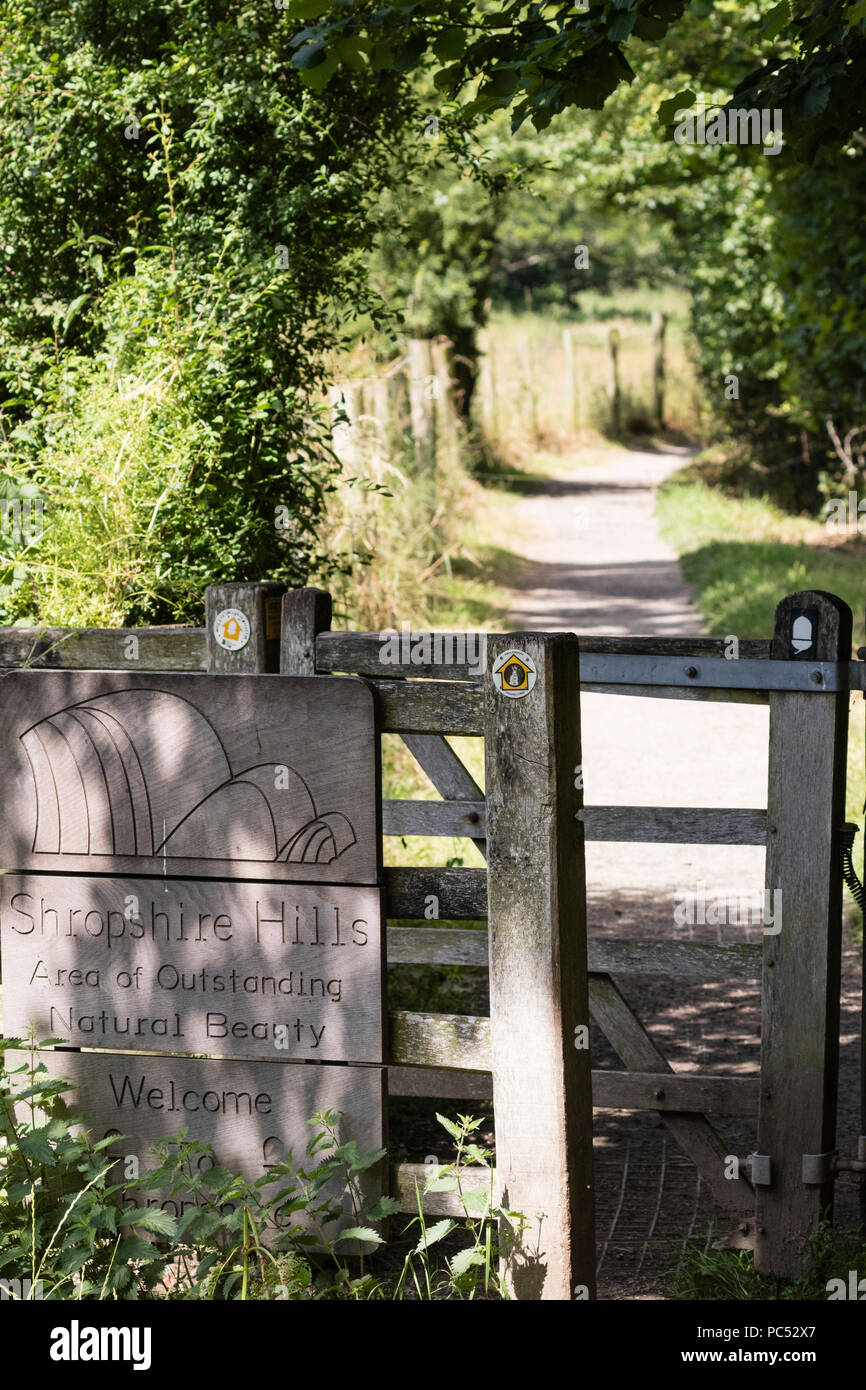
[0,670,379,884]
[0,626,208,672]
[388,1040,756,1115]
[385,926,761,979]
[589,938,761,980]
[384,867,487,920]
[1,875,385,1063]
[592,1069,759,1115]
[589,974,754,1214]
[316,630,770,681]
[373,680,483,735]
[391,1162,496,1216]
[12,1049,384,1250]
[577,806,767,845]
[205,583,284,674]
[756,591,851,1276]
[280,588,333,677]
[387,926,488,967]
[387,1065,492,1099]
[580,682,769,706]
[389,1009,490,1069]
[382,799,486,839]
[484,631,596,1300]
[399,732,487,860]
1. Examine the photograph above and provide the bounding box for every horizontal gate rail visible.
[383,802,769,845]
[386,927,763,980]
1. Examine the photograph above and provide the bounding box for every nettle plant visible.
[0,1038,521,1300]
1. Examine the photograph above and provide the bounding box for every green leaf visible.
[607,11,636,41]
[658,89,695,126]
[18,1129,55,1163]
[128,1207,178,1238]
[449,1247,486,1276]
[292,40,327,70]
[287,0,331,16]
[460,1186,491,1216]
[424,1173,458,1193]
[62,294,91,335]
[435,1113,462,1141]
[760,2,790,40]
[433,29,467,62]
[433,61,464,91]
[337,1226,383,1244]
[415,1218,455,1252]
[367,1195,403,1220]
[479,68,520,102]
[116,1235,157,1263]
[298,49,340,87]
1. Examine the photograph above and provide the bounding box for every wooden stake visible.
[408,339,435,468]
[607,327,621,434]
[651,311,667,430]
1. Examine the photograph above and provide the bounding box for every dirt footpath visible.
[506,443,863,1299]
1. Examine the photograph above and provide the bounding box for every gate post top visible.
[280,588,333,676]
[205,582,286,673]
[771,591,853,662]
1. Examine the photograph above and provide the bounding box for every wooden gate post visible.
[755,590,852,1275]
[279,588,332,676]
[483,632,596,1300]
[205,582,286,674]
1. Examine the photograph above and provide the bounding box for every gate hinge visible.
[802,1151,838,1184]
[746,1152,772,1186]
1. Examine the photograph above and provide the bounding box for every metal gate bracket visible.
[748,1153,772,1186]
[802,1151,837,1185]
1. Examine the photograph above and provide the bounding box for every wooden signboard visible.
[0,876,384,1062]
[8,1050,385,1245]
[0,664,388,1236]
[0,671,379,884]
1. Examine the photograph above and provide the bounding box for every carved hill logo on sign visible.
[21,689,356,865]
[0,671,379,883]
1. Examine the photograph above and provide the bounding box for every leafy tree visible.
[287,0,866,158]
[0,0,423,621]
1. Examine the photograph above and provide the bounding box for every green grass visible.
[671,1222,866,1301]
[657,469,866,922]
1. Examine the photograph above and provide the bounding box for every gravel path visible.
[505,444,863,1299]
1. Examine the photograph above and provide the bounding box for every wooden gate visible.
[0,583,862,1295]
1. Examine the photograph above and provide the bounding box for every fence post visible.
[280,588,333,676]
[483,632,596,1300]
[205,582,286,674]
[478,329,499,442]
[651,311,666,429]
[431,338,459,467]
[755,590,852,1275]
[407,339,436,468]
[518,336,540,442]
[562,327,582,435]
[607,327,621,433]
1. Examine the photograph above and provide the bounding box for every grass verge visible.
[657,467,866,928]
